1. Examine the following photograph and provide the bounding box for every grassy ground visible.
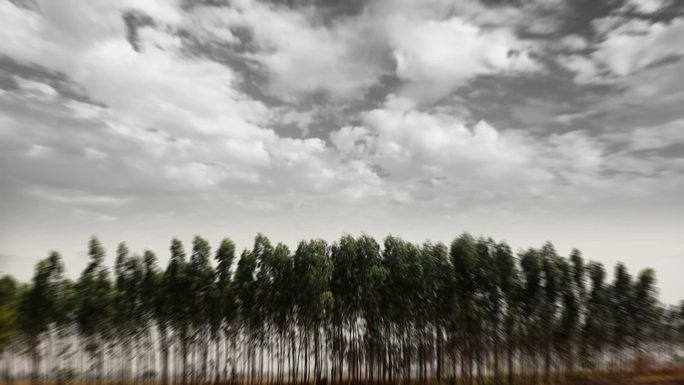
[564,367,684,384]
[3,369,684,385]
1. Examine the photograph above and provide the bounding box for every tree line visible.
[0,233,682,385]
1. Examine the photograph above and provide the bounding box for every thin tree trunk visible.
[31,337,40,385]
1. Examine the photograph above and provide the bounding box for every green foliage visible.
[2,233,680,385]
[0,275,19,353]
[19,251,65,338]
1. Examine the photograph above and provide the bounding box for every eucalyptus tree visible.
[141,250,161,383]
[474,237,501,384]
[330,235,360,385]
[419,242,451,384]
[164,238,192,385]
[450,233,479,385]
[539,242,560,383]
[19,252,65,385]
[566,249,586,375]
[234,248,258,384]
[156,246,175,385]
[0,275,18,355]
[631,269,658,359]
[493,242,519,385]
[519,248,542,383]
[54,277,78,385]
[189,236,215,382]
[610,263,633,370]
[556,256,577,378]
[356,235,384,385]
[113,242,142,382]
[293,239,333,385]
[382,236,419,384]
[213,238,236,384]
[124,255,145,380]
[657,303,683,363]
[253,234,275,384]
[268,243,293,385]
[2,232,683,385]
[0,275,19,385]
[581,262,610,370]
[75,237,113,385]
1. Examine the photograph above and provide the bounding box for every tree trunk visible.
[507,341,514,385]
[30,336,40,385]
[161,327,170,385]
[493,320,499,385]
[181,328,189,385]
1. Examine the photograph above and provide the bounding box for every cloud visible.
[189,0,387,100]
[593,18,684,77]
[328,96,628,204]
[388,16,538,103]
[560,55,605,84]
[0,0,386,205]
[559,9,684,83]
[0,0,681,209]
[621,0,672,14]
[180,0,542,104]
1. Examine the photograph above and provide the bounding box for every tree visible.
[0,275,18,355]
[234,247,258,385]
[0,275,19,385]
[19,251,65,385]
[450,233,478,385]
[330,235,359,385]
[141,250,161,383]
[189,236,215,383]
[1,233,681,385]
[610,263,633,370]
[293,239,333,385]
[494,242,519,385]
[519,247,542,384]
[539,242,560,383]
[213,238,237,384]
[631,269,658,358]
[75,238,113,385]
[164,238,192,385]
[582,262,609,371]
[475,238,499,385]
[269,243,294,385]
[418,241,450,385]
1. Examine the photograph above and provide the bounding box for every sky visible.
[0,0,683,304]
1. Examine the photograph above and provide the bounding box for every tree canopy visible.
[1,233,681,385]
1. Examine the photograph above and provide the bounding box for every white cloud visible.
[192,1,386,100]
[13,77,58,100]
[622,0,671,14]
[2,0,682,210]
[0,0,384,202]
[560,55,604,84]
[386,13,538,103]
[183,0,541,103]
[328,96,618,203]
[593,18,684,77]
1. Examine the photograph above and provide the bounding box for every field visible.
[3,368,684,385]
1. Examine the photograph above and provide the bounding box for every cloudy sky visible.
[1,0,683,303]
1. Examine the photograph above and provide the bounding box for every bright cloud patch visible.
[389,17,538,102]
[0,0,683,213]
[593,18,684,77]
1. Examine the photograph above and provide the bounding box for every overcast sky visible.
[0,0,683,304]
